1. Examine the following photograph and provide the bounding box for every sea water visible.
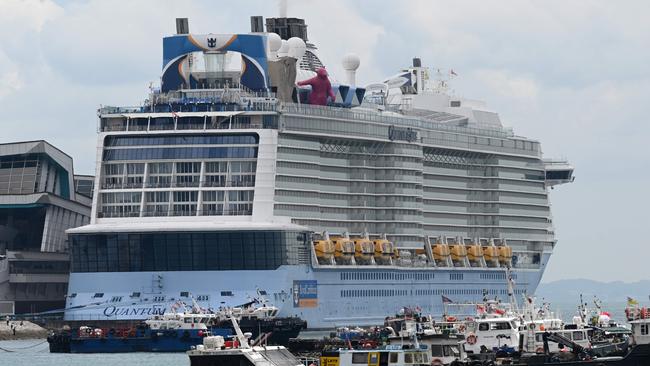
[0,301,631,365]
[0,339,188,366]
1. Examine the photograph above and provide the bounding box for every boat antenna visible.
[505,266,518,313]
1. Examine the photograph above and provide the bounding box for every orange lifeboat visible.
[354,237,375,264]
[467,244,484,262]
[432,244,451,261]
[314,238,335,265]
[372,238,395,264]
[483,246,499,266]
[450,244,467,262]
[498,246,513,264]
[332,236,355,264]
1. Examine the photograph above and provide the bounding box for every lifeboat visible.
[498,246,513,264]
[432,244,451,265]
[467,244,484,263]
[313,238,335,265]
[372,237,395,265]
[332,236,355,265]
[449,244,467,261]
[354,237,376,264]
[482,246,499,266]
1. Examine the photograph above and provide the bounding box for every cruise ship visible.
[64,16,574,328]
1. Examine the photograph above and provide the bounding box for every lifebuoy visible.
[458,324,466,333]
[466,333,477,345]
[536,347,544,353]
[431,358,443,366]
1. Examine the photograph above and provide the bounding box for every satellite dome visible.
[342,53,360,71]
[277,39,289,57]
[287,37,306,60]
[267,32,282,53]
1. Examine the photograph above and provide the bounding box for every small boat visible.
[188,312,303,366]
[48,293,305,353]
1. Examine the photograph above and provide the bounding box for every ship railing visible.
[98,114,279,132]
[280,103,541,157]
[280,102,514,139]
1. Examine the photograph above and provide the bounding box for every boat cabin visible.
[146,312,210,330]
[321,346,431,366]
[463,317,520,354]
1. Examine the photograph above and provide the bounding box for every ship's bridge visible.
[543,159,575,186]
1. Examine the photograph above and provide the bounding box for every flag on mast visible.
[441,295,453,304]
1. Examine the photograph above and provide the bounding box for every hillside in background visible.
[536,279,650,303]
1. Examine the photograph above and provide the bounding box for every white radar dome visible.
[277,39,289,57]
[287,37,306,60]
[267,32,282,53]
[342,53,360,70]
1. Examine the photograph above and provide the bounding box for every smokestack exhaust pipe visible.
[251,16,264,32]
[176,18,189,34]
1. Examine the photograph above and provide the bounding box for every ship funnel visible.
[342,53,360,87]
[250,16,264,32]
[176,18,189,35]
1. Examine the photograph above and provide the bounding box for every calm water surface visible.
[0,339,188,366]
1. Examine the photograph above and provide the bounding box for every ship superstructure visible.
[64,16,573,328]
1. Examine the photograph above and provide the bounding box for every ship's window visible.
[352,353,368,364]
[68,293,77,298]
[478,323,489,331]
[221,291,234,297]
[93,293,104,298]
[389,352,398,363]
[494,322,511,330]
[404,353,413,363]
[573,331,585,341]
[180,291,189,297]
[430,345,444,357]
[110,296,122,302]
[641,324,649,335]
[130,292,140,298]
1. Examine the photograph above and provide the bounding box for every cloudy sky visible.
[0,0,648,282]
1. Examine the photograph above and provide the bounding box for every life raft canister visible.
[466,333,477,345]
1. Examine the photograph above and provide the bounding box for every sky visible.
[0,0,648,283]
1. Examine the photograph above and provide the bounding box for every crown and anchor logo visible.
[207,37,217,48]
